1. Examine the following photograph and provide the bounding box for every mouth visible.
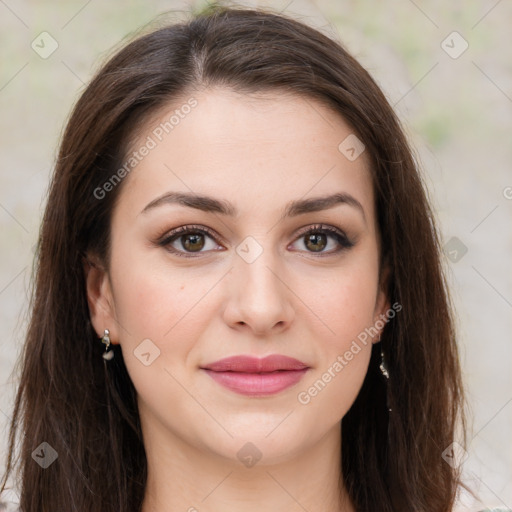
[200,354,310,396]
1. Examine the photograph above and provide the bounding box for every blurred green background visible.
[1,0,511,509]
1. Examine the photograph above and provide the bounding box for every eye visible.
[289,224,354,256]
[157,225,222,258]
[156,223,355,259]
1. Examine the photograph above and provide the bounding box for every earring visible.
[101,329,114,361]
[378,343,392,412]
[379,347,389,379]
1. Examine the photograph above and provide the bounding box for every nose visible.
[223,247,295,336]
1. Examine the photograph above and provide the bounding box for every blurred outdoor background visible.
[0,0,511,510]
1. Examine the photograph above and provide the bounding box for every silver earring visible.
[379,347,389,379]
[101,329,114,361]
[379,344,392,412]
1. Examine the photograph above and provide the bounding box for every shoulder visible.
[0,489,20,512]
[0,502,20,512]
[474,509,512,512]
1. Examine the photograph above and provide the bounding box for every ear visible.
[372,264,391,344]
[83,254,119,344]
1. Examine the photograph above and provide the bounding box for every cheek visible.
[109,247,218,341]
[292,256,379,417]
[303,259,380,346]
[108,259,207,413]
[107,250,228,405]
[296,343,372,427]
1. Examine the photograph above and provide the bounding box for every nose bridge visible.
[227,234,292,332]
[235,234,283,298]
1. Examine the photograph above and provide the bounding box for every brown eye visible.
[290,224,355,256]
[304,232,327,252]
[180,232,205,252]
[158,225,222,258]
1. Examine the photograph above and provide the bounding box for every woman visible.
[0,4,469,511]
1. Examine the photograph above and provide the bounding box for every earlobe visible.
[83,255,119,343]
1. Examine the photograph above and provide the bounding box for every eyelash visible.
[156,223,355,259]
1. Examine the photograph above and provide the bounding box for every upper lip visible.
[201,355,309,373]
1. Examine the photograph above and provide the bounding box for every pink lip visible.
[200,355,310,396]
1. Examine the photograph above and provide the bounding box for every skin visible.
[85,87,390,512]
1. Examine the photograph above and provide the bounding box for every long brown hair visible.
[1,3,466,511]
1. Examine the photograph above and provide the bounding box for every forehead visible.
[117,87,375,224]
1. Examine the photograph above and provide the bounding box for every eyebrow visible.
[140,191,366,224]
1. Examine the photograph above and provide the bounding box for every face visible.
[86,87,389,466]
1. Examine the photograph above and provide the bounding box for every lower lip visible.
[201,368,309,396]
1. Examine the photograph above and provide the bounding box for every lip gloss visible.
[202,368,309,396]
